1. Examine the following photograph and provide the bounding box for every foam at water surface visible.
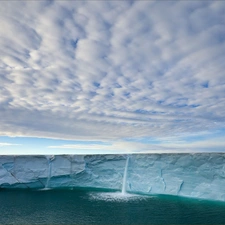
[87,191,150,202]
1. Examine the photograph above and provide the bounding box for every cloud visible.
[0,1,225,145]
[0,143,21,147]
[47,135,225,154]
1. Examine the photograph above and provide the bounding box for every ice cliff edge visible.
[0,154,225,201]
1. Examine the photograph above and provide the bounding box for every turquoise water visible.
[0,189,225,224]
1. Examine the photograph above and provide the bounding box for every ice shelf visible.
[0,154,225,201]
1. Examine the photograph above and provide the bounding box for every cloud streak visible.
[0,1,225,147]
[47,136,225,154]
[0,143,21,147]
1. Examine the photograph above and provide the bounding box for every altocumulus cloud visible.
[0,1,225,146]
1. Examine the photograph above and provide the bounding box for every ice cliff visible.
[0,154,225,201]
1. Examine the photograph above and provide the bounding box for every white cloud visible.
[0,143,21,147]
[0,1,225,145]
[47,136,225,154]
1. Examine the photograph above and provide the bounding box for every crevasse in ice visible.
[0,154,225,201]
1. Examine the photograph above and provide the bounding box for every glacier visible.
[0,154,225,201]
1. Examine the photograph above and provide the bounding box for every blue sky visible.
[0,1,225,154]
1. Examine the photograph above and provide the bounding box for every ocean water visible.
[0,189,225,225]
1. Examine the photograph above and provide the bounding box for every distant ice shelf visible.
[0,154,225,201]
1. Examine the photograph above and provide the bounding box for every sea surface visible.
[0,188,225,225]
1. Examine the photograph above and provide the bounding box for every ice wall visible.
[0,154,225,201]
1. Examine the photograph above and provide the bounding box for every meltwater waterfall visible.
[45,156,54,189]
[122,157,129,195]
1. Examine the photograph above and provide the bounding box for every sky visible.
[0,1,225,155]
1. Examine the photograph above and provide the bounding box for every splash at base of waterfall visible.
[88,191,148,202]
[39,187,52,191]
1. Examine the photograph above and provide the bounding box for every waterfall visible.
[45,155,54,189]
[122,156,129,195]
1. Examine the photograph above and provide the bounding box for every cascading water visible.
[88,156,141,201]
[122,156,129,195]
[45,155,55,189]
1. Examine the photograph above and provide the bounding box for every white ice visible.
[0,154,225,201]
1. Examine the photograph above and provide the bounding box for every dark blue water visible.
[0,189,225,224]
